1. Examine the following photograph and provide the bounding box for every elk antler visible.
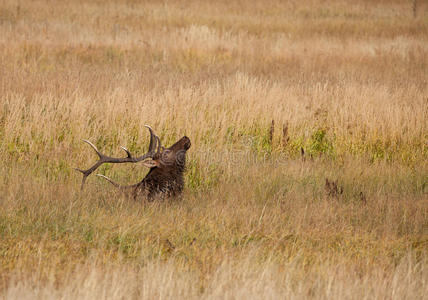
[75,125,162,190]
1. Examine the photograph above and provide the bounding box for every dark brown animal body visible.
[133,136,190,200]
[76,126,191,201]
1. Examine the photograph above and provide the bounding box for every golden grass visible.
[0,0,427,298]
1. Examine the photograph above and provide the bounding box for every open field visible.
[0,0,427,298]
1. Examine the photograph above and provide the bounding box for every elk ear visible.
[142,160,159,168]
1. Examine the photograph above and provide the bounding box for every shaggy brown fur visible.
[133,136,191,200]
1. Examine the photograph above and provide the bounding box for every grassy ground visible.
[0,0,427,298]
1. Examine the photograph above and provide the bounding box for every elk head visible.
[75,126,191,200]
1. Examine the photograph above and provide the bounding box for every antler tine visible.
[82,139,104,159]
[144,125,162,154]
[155,135,162,154]
[74,170,89,191]
[144,125,157,154]
[75,156,106,191]
[120,146,132,158]
[96,174,121,188]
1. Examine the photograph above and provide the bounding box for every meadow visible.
[0,0,427,298]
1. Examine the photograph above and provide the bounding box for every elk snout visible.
[181,136,191,150]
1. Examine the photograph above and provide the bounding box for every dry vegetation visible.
[0,0,427,298]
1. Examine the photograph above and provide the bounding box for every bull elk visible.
[75,125,191,200]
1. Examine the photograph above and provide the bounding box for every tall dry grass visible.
[0,0,427,298]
